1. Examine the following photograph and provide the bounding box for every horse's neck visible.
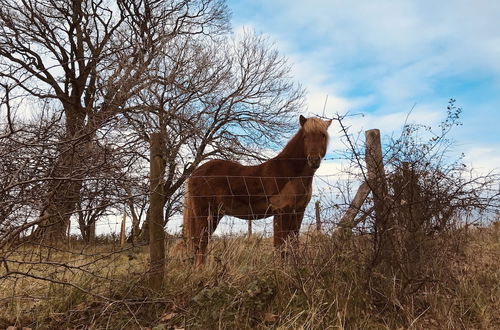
[267,130,312,177]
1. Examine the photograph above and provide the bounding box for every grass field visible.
[1,223,499,329]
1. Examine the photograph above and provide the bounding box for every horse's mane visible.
[302,117,330,135]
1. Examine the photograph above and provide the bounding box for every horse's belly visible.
[221,197,273,220]
[205,176,312,219]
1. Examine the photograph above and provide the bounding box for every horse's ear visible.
[299,115,307,127]
[326,119,332,127]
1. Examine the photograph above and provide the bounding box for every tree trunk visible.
[33,106,88,241]
[139,208,151,242]
[89,221,96,244]
[77,210,89,242]
[127,193,141,243]
[149,133,166,290]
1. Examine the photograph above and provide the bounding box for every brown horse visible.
[183,115,331,265]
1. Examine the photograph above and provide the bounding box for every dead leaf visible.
[160,312,177,322]
[264,312,278,322]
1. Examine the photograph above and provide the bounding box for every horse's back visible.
[191,159,246,177]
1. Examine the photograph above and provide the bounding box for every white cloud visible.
[229,0,500,176]
[236,0,500,108]
[463,146,500,176]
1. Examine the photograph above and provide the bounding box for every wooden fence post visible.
[149,133,166,290]
[364,129,390,261]
[248,220,252,238]
[89,221,95,245]
[120,213,126,248]
[67,219,71,249]
[315,200,321,232]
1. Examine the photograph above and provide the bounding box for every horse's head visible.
[300,115,332,170]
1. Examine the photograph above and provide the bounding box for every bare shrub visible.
[322,100,500,324]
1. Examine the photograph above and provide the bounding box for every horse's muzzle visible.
[307,155,321,169]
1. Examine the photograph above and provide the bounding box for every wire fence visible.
[63,172,355,240]
[1,164,498,328]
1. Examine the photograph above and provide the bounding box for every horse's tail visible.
[169,179,193,258]
[170,180,193,258]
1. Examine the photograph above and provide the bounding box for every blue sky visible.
[227,0,500,174]
[102,0,500,235]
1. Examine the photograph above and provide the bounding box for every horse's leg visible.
[274,209,305,258]
[273,214,287,249]
[288,209,305,248]
[274,212,297,259]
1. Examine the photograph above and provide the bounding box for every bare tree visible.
[119,30,304,240]
[0,0,230,240]
[0,99,61,244]
[74,140,126,242]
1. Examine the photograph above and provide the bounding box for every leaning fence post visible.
[339,181,371,232]
[149,133,166,290]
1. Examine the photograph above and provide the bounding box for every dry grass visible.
[1,223,499,329]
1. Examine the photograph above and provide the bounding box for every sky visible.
[227,0,500,175]
[98,0,500,236]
